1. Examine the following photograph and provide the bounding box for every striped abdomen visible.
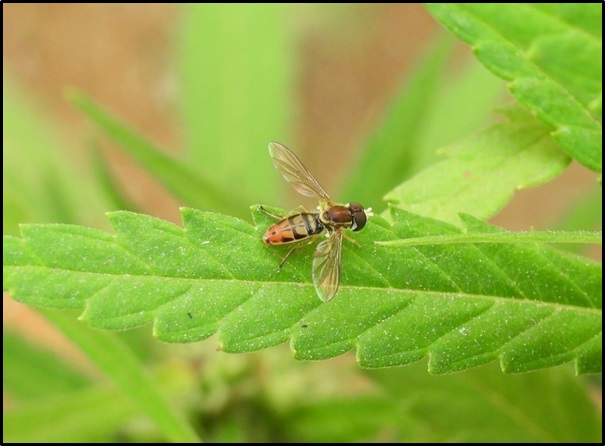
[263,213,324,245]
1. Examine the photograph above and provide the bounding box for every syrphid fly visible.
[261,142,372,301]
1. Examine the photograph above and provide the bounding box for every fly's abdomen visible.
[263,213,324,245]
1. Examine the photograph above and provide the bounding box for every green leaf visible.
[426,3,602,172]
[3,330,91,401]
[90,143,140,212]
[39,309,200,443]
[284,363,601,442]
[556,186,603,231]
[377,227,602,247]
[69,90,252,218]
[343,33,505,208]
[368,362,602,442]
[3,207,601,375]
[410,46,505,171]
[553,186,603,254]
[3,77,108,233]
[178,4,293,202]
[342,34,454,207]
[3,387,137,443]
[383,106,570,225]
[285,396,402,442]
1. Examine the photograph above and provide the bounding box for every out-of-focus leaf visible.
[426,4,602,172]
[70,90,253,218]
[368,362,602,442]
[3,206,600,374]
[342,35,453,207]
[3,330,91,401]
[555,186,603,233]
[39,309,200,443]
[178,4,293,203]
[285,396,403,442]
[3,387,136,443]
[343,35,506,209]
[553,186,603,255]
[3,78,108,233]
[384,105,570,225]
[413,52,505,170]
[91,143,140,212]
[286,361,601,442]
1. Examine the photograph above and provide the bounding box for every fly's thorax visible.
[327,205,353,226]
[320,203,370,231]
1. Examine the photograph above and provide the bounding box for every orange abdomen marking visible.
[263,213,324,245]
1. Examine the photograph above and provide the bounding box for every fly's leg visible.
[279,247,298,269]
[342,231,361,248]
[278,236,318,270]
[259,205,310,220]
[259,205,283,220]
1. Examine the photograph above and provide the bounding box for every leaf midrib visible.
[5,265,601,316]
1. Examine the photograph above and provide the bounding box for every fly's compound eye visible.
[348,202,367,231]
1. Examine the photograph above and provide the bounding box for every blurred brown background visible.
[4,3,597,227]
[3,3,600,361]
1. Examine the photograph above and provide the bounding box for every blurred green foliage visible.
[3,4,601,443]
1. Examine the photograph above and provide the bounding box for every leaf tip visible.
[179,206,195,220]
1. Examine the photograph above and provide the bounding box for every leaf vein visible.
[526,4,601,45]
[445,309,556,370]
[377,222,465,292]
[457,4,601,130]
[6,265,601,316]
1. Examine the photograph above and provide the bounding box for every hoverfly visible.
[261,142,372,302]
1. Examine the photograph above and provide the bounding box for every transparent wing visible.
[268,142,332,203]
[312,230,343,302]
